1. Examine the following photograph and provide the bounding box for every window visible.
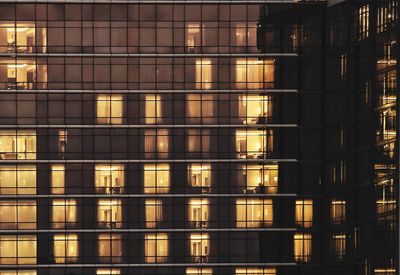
[340,53,347,80]
[0,271,36,275]
[236,198,273,228]
[236,130,273,159]
[0,23,46,53]
[4,62,46,90]
[188,164,211,190]
[357,5,369,40]
[0,165,36,194]
[98,199,122,229]
[235,268,277,275]
[144,164,170,193]
[53,234,79,263]
[377,1,398,33]
[331,200,346,224]
[96,94,123,124]
[0,200,36,229]
[52,199,77,229]
[95,164,124,194]
[189,199,209,228]
[239,95,272,124]
[51,164,65,194]
[236,59,274,89]
[96,269,121,275]
[186,23,204,53]
[187,129,210,157]
[145,94,162,124]
[186,94,215,124]
[186,268,213,275]
[331,234,346,260]
[0,235,36,264]
[98,234,122,263]
[295,200,313,228]
[190,233,209,262]
[0,130,36,160]
[58,130,67,159]
[144,129,169,159]
[195,59,212,90]
[145,199,163,228]
[145,233,168,263]
[234,23,257,48]
[240,164,278,194]
[374,268,396,275]
[294,233,312,262]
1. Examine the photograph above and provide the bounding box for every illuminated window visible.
[190,233,209,262]
[0,200,36,229]
[0,130,36,160]
[145,199,163,228]
[374,268,396,275]
[5,63,47,90]
[96,94,123,124]
[332,234,346,260]
[235,268,277,275]
[145,94,162,124]
[51,164,65,194]
[187,129,210,156]
[95,164,124,194]
[98,234,122,263]
[235,23,257,48]
[186,23,203,53]
[340,53,347,80]
[0,23,46,53]
[188,164,211,189]
[377,1,398,33]
[331,200,346,224]
[0,271,36,275]
[98,199,122,229]
[145,233,168,263]
[0,235,36,264]
[52,199,77,229]
[53,234,78,263]
[236,198,273,228]
[186,267,213,275]
[189,199,209,228]
[58,130,67,159]
[236,59,274,89]
[96,269,121,275]
[144,129,169,159]
[144,164,170,194]
[294,233,312,262]
[236,130,273,159]
[376,199,396,220]
[240,164,278,194]
[239,95,272,124]
[295,200,313,228]
[0,165,36,194]
[357,5,369,40]
[196,59,212,90]
[186,94,215,124]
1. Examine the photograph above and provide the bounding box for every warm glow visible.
[145,199,163,228]
[51,164,65,194]
[0,235,36,264]
[186,267,213,275]
[331,200,346,224]
[98,234,122,263]
[144,164,170,193]
[144,129,169,159]
[0,200,36,229]
[145,233,168,263]
[189,164,211,188]
[295,200,313,228]
[0,165,36,195]
[96,94,123,124]
[196,59,212,89]
[242,164,278,193]
[236,59,274,89]
[186,23,202,51]
[0,130,36,160]
[95,164,124,194]
[145,94,162,124]
[236,130,273,159]
[186,94,215,124]
[236,198,273,228]
[190,233,209,259]
[189,199,209,228]
[52,199,77,229]
[239,95,272,124]
[235,268,277,275]
[53,234,78,263]
[98,199,122,229]
[96,269,121,275]
[294,233,312,262]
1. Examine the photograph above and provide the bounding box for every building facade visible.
[0,1,397,275]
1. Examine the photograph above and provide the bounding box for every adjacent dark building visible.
[0,0,397,275]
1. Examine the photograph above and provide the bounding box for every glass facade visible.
[0,1,397,275]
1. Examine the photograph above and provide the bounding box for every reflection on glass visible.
[0,130,36,160]
[0,235,36,264]
[0,165,36,194]
[188,199,209,228]
[145,233,168,263]
[236,198,273,228]
[98,199,122,229]
[52,199,77,229]
[95,164,125,194]
[144,164,170,194]
[53,234,78,263]
[0,200,36,229]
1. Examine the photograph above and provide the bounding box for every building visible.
[0,1,397,275]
